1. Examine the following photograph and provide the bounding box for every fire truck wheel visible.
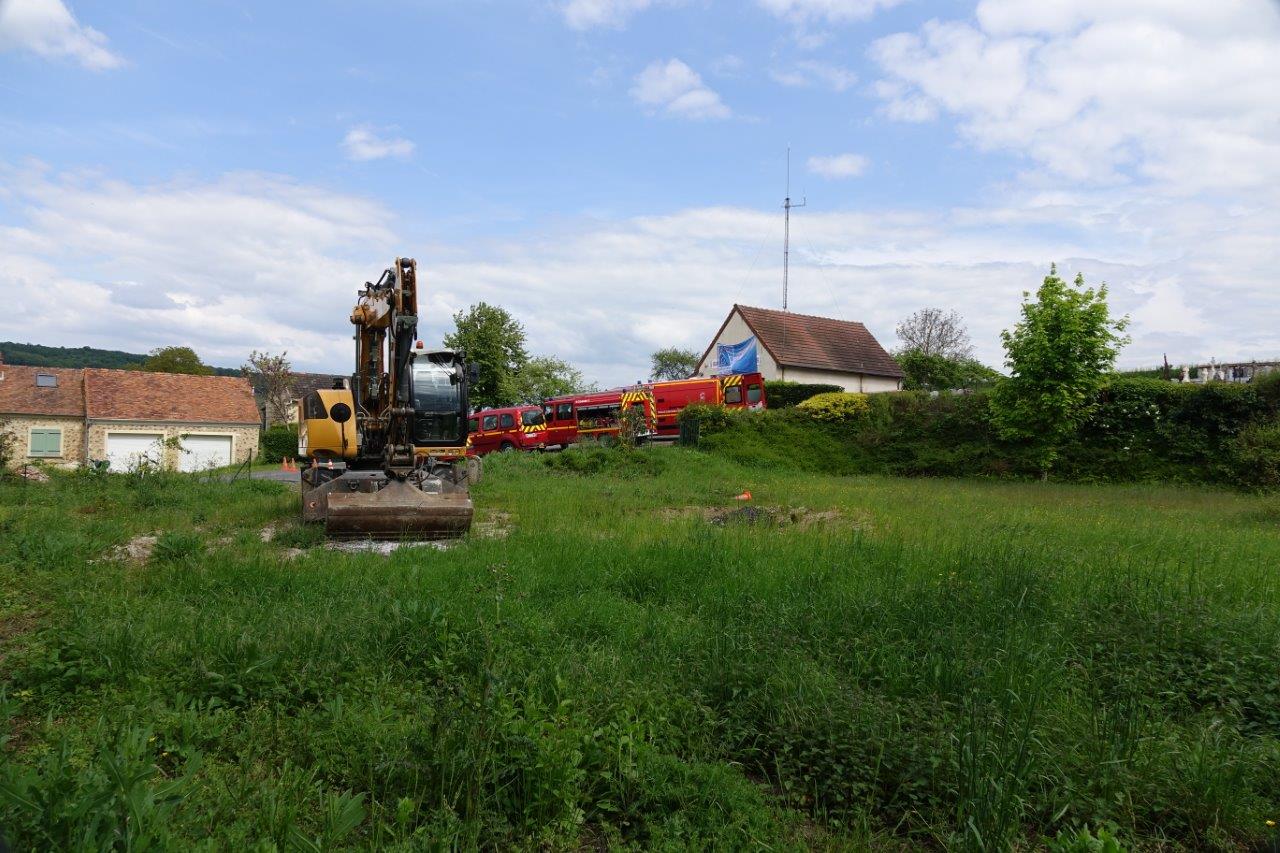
[500,441,516,453]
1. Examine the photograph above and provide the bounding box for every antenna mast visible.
[782,145,805,311]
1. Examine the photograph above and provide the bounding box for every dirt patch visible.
[472,511,513,540]
[0,610,39,643]
[658,505,869,532]
[324,539,455,556]
[14,465,49,483]
[101,534,157,564]
[259,524,277,543]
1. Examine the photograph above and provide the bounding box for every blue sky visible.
[2,0,1278,384]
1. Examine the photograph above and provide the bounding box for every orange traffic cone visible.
[280,458,289,472]
[733,490,752,501]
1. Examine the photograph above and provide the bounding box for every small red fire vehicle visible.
[466,405,548,455]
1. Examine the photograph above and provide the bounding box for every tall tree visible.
[137,346,213,375]
[242,350,293,425]
[650,347,700,381]
[508,356,595,405]
[895,308,973,359]
[444,303,528,408]
[991,266,1129,477]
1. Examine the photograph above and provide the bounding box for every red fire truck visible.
[466,405,548,455]
[542,372,765,447]
[542,388,656,448]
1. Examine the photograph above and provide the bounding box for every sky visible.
[1,0,1277,385]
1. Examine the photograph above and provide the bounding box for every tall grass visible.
[1,453,1278,849]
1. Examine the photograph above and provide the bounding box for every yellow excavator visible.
[297,257,478,538]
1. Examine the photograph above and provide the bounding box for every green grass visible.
[2,452,1279,850]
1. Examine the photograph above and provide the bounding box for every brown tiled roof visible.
[85,368,260,423]
[251,371,343,403]
[722,305,904,379]
[0,366,85,417]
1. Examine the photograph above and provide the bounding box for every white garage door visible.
[179,434,232,472]
[105,433,164,472]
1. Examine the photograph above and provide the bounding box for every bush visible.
[698,378,1280,489]
[678,403,733,435]
[796,392,870,423]
[259,425,298,464]
[763,381,842,408]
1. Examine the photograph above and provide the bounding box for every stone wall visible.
[1,415,85,469]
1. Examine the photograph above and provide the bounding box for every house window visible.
[29,427,62,457]
[35,373,57,388]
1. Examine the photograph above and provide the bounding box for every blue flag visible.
[716,336,757,374]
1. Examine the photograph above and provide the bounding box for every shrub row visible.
[683,375,1280,488]
[259,424,298,463]
[763,381,843,408]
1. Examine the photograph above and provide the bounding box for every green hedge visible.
[763,381,843,408]
[694,376,1280,489]
[259,424,299,463]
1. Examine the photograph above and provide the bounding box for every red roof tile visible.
[0,366,85,417]
[85,368,260,423]
[728,305,903,379]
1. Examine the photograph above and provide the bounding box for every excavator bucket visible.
[324,478,473,540]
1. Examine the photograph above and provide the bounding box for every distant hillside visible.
[0,342,240,377]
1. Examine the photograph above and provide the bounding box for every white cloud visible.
[758,0,903,25]
[3,160,1275,385]
[561,0,666,30]
[0,0,123,70]
[0,167,396,370]
[630,59,730,120]
[807,152,870,178]
[341,125,415,161]
[771,59,857,91]
[870,0,1280,191]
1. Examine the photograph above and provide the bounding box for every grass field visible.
[2,449,1278,850]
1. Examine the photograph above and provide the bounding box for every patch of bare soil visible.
[472,511,513,540]
[658,505,869,532]
[259,524,277,543]
[324,539,455,556]
[101,534,157,564]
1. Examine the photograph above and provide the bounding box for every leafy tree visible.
[508,356,595,405]
[899,349,1002,391]
[991,266,1129,477]
[650,347,700,381]
[136,346,213,375]
[895,308,973,359]
[444,303,528,408]
[242,350,293,426]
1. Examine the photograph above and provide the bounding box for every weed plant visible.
[1,453,1278,849]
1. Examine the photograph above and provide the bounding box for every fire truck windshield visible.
[521,410,545,427]
[411,361,462,444]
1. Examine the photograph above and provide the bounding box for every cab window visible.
[747,383,762,404]
[723,385,742,404]
[522,410,545,427]
[303,392,328,420]
[556,402,573,421]
[468,417,479,432]
[499,413,515,429]
[482,415,497,430]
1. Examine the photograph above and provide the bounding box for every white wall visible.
[696,308,778,378]
[779,365,901,393]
